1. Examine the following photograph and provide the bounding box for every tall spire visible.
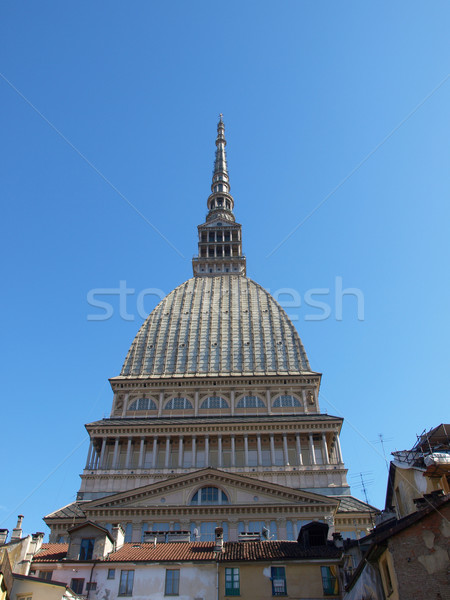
[192,116,246,277]
[206,115,234,221]
[213,114,229,183]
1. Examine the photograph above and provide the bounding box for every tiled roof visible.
[120,276,312,378]
[335,495,379,514]
[34,541,341,564]
[44,502,86,520]
[33,544,69,562]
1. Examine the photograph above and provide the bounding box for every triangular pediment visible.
[84,469,339,512]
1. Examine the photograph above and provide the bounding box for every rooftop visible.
[34,541,342,563]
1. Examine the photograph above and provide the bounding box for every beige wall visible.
[12,578,68,600]
[219,561,340,599]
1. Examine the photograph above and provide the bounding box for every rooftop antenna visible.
[350,471,374,506]
[371,433,393,470]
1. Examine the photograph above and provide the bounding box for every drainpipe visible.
[86,560,97,599]
[216,560,219,600]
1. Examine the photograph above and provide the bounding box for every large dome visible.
[120,275,312,378]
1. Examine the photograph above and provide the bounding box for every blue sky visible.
[1,1,449,537]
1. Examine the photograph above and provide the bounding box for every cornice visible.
[85,417,342,437]
[109,374,322,390]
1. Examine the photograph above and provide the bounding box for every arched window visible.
[236,395,265,408]
[272,395,301,408]
[128,398,157,411]
[165,397,193,410]
[200,396,229,409]
[190,486,229,505]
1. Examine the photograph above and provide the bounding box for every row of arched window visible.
[127,394,302,411]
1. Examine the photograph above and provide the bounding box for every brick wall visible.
[388,503,450,600]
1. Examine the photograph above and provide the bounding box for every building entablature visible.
[109,374,322,390]
[85,415,343,437]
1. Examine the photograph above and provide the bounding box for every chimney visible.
[166,531,190,543]
[11,515,24,542]
[214,527,224,552]
[0,530,8,545]
[30,532,45,554]
[237,532,260,542]
[332,532,344,548]
[143,531,180,544]
[111,524,125,550]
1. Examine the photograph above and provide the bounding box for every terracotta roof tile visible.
[34,542,340,564]
[34,544,69,562]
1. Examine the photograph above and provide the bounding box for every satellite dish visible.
[193,528,199,540]
[262,527,270,540]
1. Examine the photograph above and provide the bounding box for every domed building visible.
[45,118,375,543]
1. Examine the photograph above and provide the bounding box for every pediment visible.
[85,469,339,511]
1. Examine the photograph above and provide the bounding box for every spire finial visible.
[192,118,246,277]
[213,115,228,179]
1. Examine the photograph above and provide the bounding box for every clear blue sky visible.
[1,1,449,538]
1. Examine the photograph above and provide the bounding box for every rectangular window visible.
[38,570,53,581]
[79,537,94,560]
[225,567,240,596]
[86,582,97,591]
[381,559,393,595]
[119,570,134,596]
[70,579,84,595]
[271,567,286,596]
[107,569,115,579]
[124,523,133,542]
[321,566,339,596]
[165,569,180,595]
[200,522,217,542]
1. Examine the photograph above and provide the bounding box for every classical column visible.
[295,434,303,466]
[158,392,164,417]
[257,434,262,467]
[152,436,158,468]
[218,435,223,468]
[266,390,271,414]
[85,440,94,469]
[230,391,235,416]
[99,438,107,469]
[164,437,171,468]
[138,437,146,468]
[112,438,120,469]
[335,435,343,464]
[302,390,308,414]
[205,436,210,466]
[122,393,129,417]
[322,434,330,465]
[277,518,287,541]
[283,434,289,466]
[178,436,184,468]
[229,520,239,542]
[309,435,316,465]
[125,438,133,469]
[194,391,199,417]
[231,435,236,467]
[192,436,197,467]
[270,434,276,466]
[244,435,249,467]
[91,448,98,470]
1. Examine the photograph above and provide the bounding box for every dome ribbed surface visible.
[121,276,311,378]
